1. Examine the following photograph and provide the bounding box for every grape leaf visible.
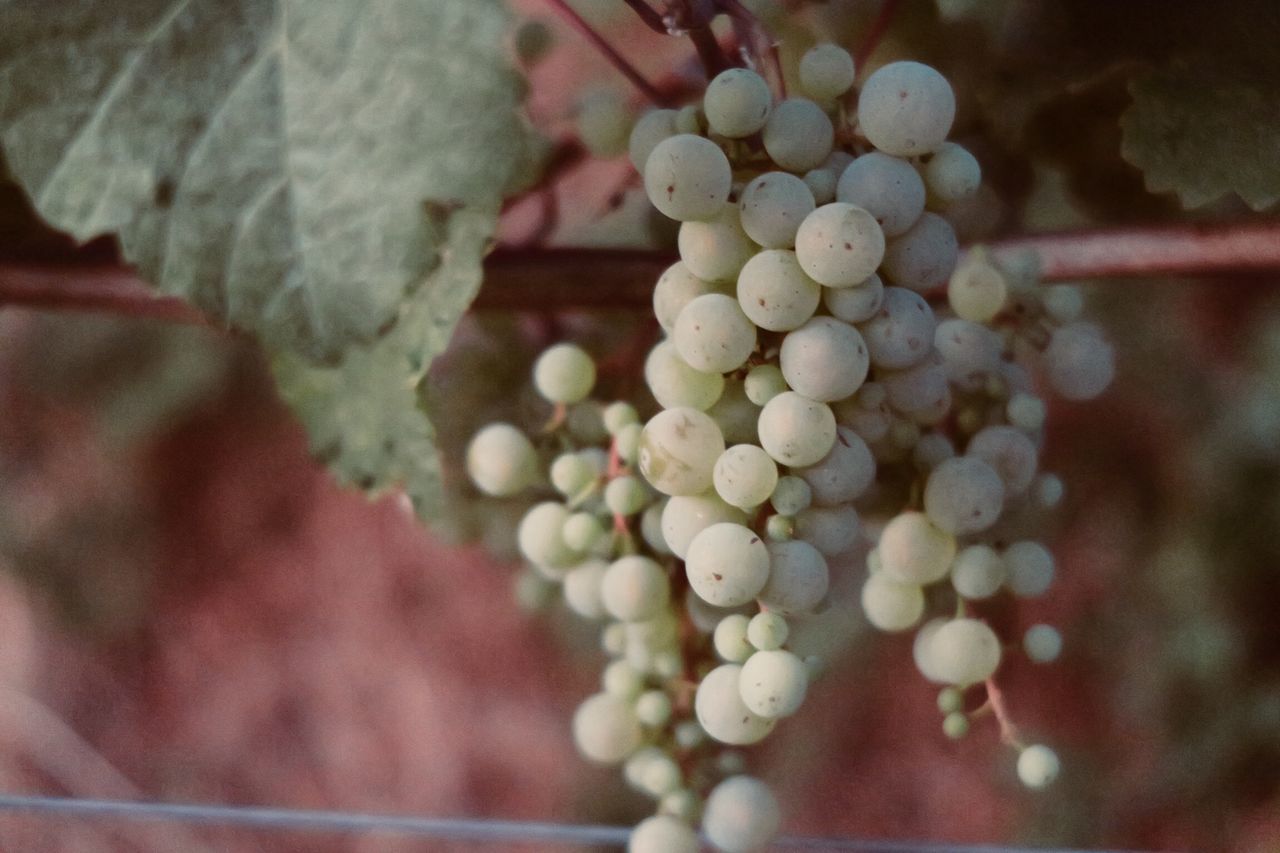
[0,0,537,360]
[1121,58,1280,211]
[271,206,493,519]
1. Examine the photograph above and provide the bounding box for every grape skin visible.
[638,407,726,496]
[881,212,959,292]
[861,572,925,631]
[704,67,773,138]
[534,343,596,404]
[738,172,816,249]
[823,273,885,323]
[660,492,747,558]
[758,539,829,614]
[795,203,886,288]
[794,505,860,556]
[695,664,777,745]
[644,340,724,411]
[837,152,926,237]
[628,108,678,172]
[678,204,757,283]
[857,61,956,156]
[858,286,936,370]
[796,426,876,505]
[573,692,642,764]
[629,815,699,853]
[602,555,671,622]
[779,317,870,403]
[879,511,956,585]
[685,522,771,607]
[924,455,1005,535]
[466,423,537,497]
[758,391,838,467]
[714,443,779,509]
[644,134,733,222]
[763,98,835,173]
[799,43,857,101]
[736,249,822,332]
[652,261,729,333]
[702,775,781,853]
[674,293,758,374]
[739,649,808,718]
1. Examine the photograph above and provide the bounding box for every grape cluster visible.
[466,46,1115,850]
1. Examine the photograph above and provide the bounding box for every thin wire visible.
[0,794,1170,853]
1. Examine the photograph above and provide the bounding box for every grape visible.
[823,150,855,174]
[758,392,838,467]
[927,617,1003,685]
[794,505,860,556]
[629,815,699,853]
[678,204,757,283]
[466,423,537,497]
[703,67,773,138]
[913,618,949,683]
[714,444,779,509]
[635,690,673,727]
[604,660,646,700]
[1033,473,1064,509]
[629,108,679,172]
[803,168,838,204]
[644,134,733,221]
[534,343,596,404]
[563,511,606,552]
[747,611,789,650]
[924,142,981,204]
[566,401,609,445]
[573,692,642,764]
[1007,392,1047,432]
[604,401,640,434]
[1044,284,1084,322]
[796,426,875,505]
[950,544,1006,600]
[606,475,652,517]
[935,317,1002,391]
[795,203,886,288]
[1017,744,1061,789]
[736,250,822,332]
[967,425,1039,496]
[653,261,729,333]
[685,522,771,607]
[759,539,829,614]
[1044,322,1115,401]
[948,247,1008,322]
[937,687,963,714]
[706,379,760,445]
[615,422,643,465]
[702,776,781,853]
[823,273,884,323]
[513,568,555,612]
[861,573,925,631]
[744,363,788,406]
[878,511,956,585]
[780,317,871,402]
[645,339,725,411]
[563,559,608,619]
[695,665,776,745]
[674,104,703,135]
[881,212,959,291]
[674,293,757,374]
[882,351,950,417]
[770,475,812,515]
[738,172,817,249]
[740,649,808,717]
[626,746,681,796]
[602,555,671,621]
[661,492,747,558]
[763,98,835,172]
[1004,540,1054,597]
[836,152,926,237]
[913,432,955,471]
[923,456,1005,534]
[856,61,955,156]
[858,286,936,369]
[766,514,794,541]
[714,613,754,662]
[601,623,627,657]
[799,43,856,101]
[1024,624,1063,663]
[660,789,698,822]
[518,502,580,575]
[673,720,704,749]
[943,712,969,739]
[639,407,726,496]
[577,90,632,158]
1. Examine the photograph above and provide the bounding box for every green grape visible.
[799,43,856,101]
[465,422,537,497]
[629,108,679,172]
[573,692,642,764]
[577,90,632,158]
[881,212,959,292]
[606,474,650,516]
[951,544,1006,600]
[604,401,640,435]
[685,522,771,607]
[763,98,835,172]
[563,512,606,552]
[736,249,822,332]
[638,407,726,496]
[714,613,754,662]
[837,152,926,237]
[534,343,596,404]
[937,686,964,714]
[739,649,808,718]
[702,776,780,852]
[860,572,925,631]
[602,555,671,621]
[695,664,776,745]
[758,391,837,467]
[643,134,732,222]
[674,293,757,374]
[644,340,725,411]
[635,689,673,727]
[744,363,788,406]
[795,203,885,288]
[703,67,773,138]
[770,475,812,515]
[713,443,779,509]
[747,611,789,650]
[857,61,955,156]
[1017,744,1061,789]
[603,659,646,700]
[738,172,816,249]
[943,712,970,739]
[629,815,699,853]
[766,514,795,541]
[924,142,981,205]
[614,422,643,465]
[878,511,955,585]
[678,204,757,283]
[550,451,597,497]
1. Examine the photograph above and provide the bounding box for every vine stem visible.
[1,221,1278,322]
[980,678,1024,749]
[541,0,669,105]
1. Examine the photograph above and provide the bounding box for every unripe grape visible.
[466,423,537,497]
[534,343,596,404]
[704,67,772,138]
[644,134,732,222]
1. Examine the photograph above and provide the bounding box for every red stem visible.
[854,0,901,71]
[2,221,1278,322]
[542,0,669,105]
[982,677,1024,749]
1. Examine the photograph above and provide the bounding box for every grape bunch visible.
[466,46,1115,851]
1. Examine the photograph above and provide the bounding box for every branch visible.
[2,221,1278,323]
[542,0,669,105]
[621,0,668,34]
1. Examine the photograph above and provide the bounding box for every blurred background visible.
[0,0,1277,850]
